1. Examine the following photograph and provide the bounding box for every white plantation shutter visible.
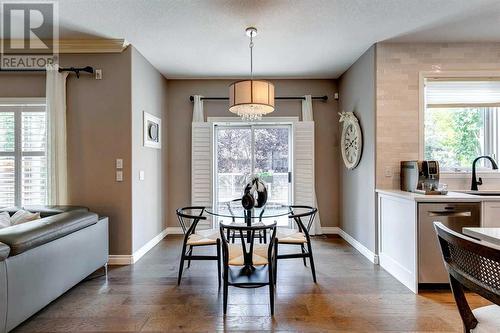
[294,121,322,235]
[191,122,212,208]
[21,109,47,205]
[0,111,15,207]
[0,100,47,207]
[293,121,315,207]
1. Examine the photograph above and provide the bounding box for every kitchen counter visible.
[376,189,500,202]
[376,188,500,294]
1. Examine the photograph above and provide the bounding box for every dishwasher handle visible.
[428,211,472,217]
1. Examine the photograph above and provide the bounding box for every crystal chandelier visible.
[228,27,275,121]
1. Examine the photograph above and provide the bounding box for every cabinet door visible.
[482,202,500,227]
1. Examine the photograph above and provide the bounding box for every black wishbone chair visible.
[276,206,318,283]
[434,222,500,333]
[220,221,278,315]
[176,207,221,286]
[226,199,266,243]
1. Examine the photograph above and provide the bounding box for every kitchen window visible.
[423,79,500,172]
[0,98,48,207]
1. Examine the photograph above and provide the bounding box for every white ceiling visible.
[46,0,500,78]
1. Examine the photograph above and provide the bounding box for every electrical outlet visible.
[116,158,123,169]
[334,92,339,100]
[384,166,393,177]
[95,69,102,80]
[116,170,123,182]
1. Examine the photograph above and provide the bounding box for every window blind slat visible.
[426,80,500,106]
[0,157,15,207]
[22,156,47,205]
[0,101,47,207]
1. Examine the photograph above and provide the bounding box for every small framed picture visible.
[143,111,161,149]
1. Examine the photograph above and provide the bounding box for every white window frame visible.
[208,117,298,212]
[419,71,500,177]
[0,97,47,207]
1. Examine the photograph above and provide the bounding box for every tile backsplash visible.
[375,42,500,189]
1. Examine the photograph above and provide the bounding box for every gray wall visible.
[0,49,134,255]
[131,47,168,252]
[338,46,376,253]
[166,79,339,228]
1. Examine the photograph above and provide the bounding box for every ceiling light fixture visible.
[228,27,275,121]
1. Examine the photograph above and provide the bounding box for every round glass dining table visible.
[205,201,291,227]
[205,202,291,274]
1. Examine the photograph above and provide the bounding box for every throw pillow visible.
[0,212,10,228]
[10,210,41,225]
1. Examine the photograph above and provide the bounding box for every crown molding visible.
[0,39,128,54]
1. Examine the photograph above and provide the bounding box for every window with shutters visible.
[423,78,500,171]
[0,98,47,207]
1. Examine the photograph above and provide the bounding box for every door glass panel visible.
[216,127,252,204]
[254,127,290,204]
[215,124,292,227]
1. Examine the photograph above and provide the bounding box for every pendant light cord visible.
[249,33,254,80]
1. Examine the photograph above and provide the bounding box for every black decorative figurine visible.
[241,176,268,210]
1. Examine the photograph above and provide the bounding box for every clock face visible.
[340,115,362,170]
[344,124,359,163]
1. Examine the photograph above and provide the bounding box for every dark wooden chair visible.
[220,221,278,315]
[434,222,500,333]
[276,206,318,283]
[176,207,221,286]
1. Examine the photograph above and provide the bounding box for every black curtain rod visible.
[0,66,94,78]
[189,95,328,102]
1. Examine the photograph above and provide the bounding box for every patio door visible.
[214,124,292,225]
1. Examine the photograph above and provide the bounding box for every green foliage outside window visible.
[425,107,485,170]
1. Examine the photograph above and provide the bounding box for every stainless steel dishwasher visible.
[418,202,481,284]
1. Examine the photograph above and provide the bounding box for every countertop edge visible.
[375,189,499,202]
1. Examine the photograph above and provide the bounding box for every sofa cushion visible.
[0,212,10,228]
[0,205,89,218]
[0,211,98,256]
[10,210,41,225]
[0,242,9,260]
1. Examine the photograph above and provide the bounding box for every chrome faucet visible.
[471,155,498,191]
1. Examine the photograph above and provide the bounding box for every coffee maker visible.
[400,160,440,193]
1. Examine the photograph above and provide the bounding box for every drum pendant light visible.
[229,27,275,120]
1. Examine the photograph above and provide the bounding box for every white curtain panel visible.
[301,94,314,121]
[301,95,322,235]
[46,64,69,205]
[192,95,205,123]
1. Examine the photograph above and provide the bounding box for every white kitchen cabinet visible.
[482,201,500,227]
[377,193,418,293]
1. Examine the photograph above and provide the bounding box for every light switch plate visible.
[116,158,123,169]
[95,69,103,80]
[139,170,145,181]
[116,170,123,182]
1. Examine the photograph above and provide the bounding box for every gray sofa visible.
[0,206,108,333]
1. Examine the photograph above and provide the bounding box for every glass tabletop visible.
[205,202,291,219]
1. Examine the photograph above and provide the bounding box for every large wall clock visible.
[339,112,363,170]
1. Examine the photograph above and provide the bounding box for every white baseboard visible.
[132,228,169,263]
[336,228,379,264]
[108,226,379,266]
[108,228,169,265]
[108,255,133,265]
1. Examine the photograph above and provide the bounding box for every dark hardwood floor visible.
[13,235,490,332]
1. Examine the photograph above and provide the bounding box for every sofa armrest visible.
[0,242,9,261]
[0,211,98,256]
